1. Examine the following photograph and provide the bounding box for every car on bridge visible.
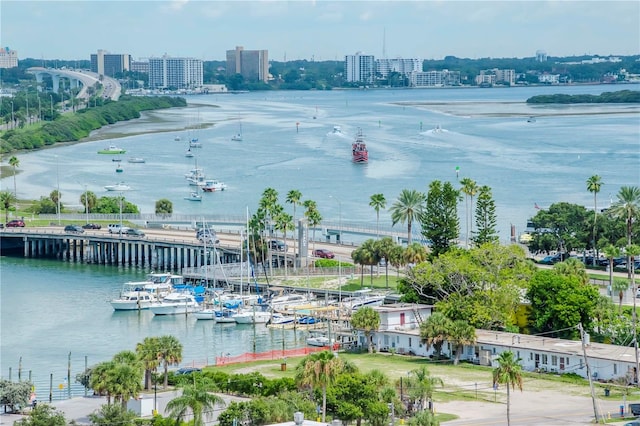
[64,225,84,234]
[6,219,25,228]
[313,249,335,259]
[82,223,102,230]
[123,228,145,237]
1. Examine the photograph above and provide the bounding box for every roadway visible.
[26,67,121,101]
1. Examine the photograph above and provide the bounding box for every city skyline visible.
[2,1,639,62]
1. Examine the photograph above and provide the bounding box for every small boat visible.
[231,121,243,141]
[116,165,123,173]
[306,333,332,347]
[104,183,131,191]
[110,283,159,311]
[112,158,122,162]
[149,292,200,316]
[527,116,536,123]
[185,149,194,158]
[189,140,202,148]
[297,316,318,325]
[187,175,206,187]
[352,128,368,163]
[233,308,271,324]
[201,179,227,192]
[332,125,342,134]
[268,313,296,325]
[341,289,386,311]
[184,190,202,201]
[98,145,126,154]
[184,168,204,180]
[128,157,146,163]
[174,136,181,141]
[193,309,218,321]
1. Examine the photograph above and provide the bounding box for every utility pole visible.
[579,323,599,423]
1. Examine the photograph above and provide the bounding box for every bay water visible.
[1,84,639,395]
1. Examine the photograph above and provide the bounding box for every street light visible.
[83,184,89,224]
[329,195,342,303]
[50,95,53,118]
[10,101,14,129]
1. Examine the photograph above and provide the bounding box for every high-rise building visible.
[345,52,375,84]
[225,46,269,83]
[0,47,18,69]
[90,49,131,77]
[130,60,150,74]
[376,58,422,79]
[536,50,548,62]
[148,55,203,89]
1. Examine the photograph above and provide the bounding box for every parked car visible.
[64,225,84,233]
[197,228,219,244]
[175,367,202,375]
[82,223,102,230]
[269,240,287,252]
[6,219,25,228]
[108,224,129,234]
[123,228,145,237]
[313,249,335,259]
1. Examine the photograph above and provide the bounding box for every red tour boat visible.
[352,128,368,163]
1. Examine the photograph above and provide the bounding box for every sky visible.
[1,0,639,62]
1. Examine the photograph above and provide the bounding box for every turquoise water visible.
[1,84,639,394]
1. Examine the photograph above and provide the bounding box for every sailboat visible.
[231,120,243,141]
[185,148,194,158]
[184,188,202,201]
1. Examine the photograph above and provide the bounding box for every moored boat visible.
[149,285,204,316]
[201,179,227,192]
[341,289,385,311]
[98,145,126,154]
[233,308,271,324]
[104,183,131,191]
[268,313,296,325]
[351,128,368,163]
[184,190,202,201]
[110,283,158,311]
[128,157,146,163]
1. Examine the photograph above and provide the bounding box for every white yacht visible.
[341,289,386,311]
[233,308,271,324]
[149,292,200,315]
[104,183,131,191]
[110,283,158,311]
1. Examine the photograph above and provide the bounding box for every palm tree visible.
[586,175,603,265]
[404,242,427,267]
[375,237,396,288]
[609,186,640,247]
[406,366,443,412]
[81,191,98,214]
[0,190,17,223]
[612,278,629,313]
[157,335,183,388]
[303,200,322,252]
[460,177,478,248]
[136,337,160,390]
[9,156,19,196]
[274,211,294,277]
[360,239,380,285]
[165,383,225,426]
[492,351,523,426]
[449,320,476,365]
[369,193,386,239]
[351,307,381,353]
[603,244,622,295]
[553,257,589,285]
[295,350,344,423]
[286,189,303,266]
[390,189,425,245]
[419,312,451,359]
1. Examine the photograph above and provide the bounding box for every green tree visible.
[0,190,17,223]
[0,379,31,413]
[472,185,498,246]
[14,404,66,426]
[492,351,523,426]
[286,189,303,265]
[419,312,451,359]
[165,383,225,426]
[608,186,640,247]
[421,180,460,257]
[459,177,478,248]
[88,403,137,426]
[529,202,591,253]
[303,199,322,253]
[375,236,397,288]
[274,210,294,276]
[155,198,173,216]
[405,366,443,412]
[369,193,387,239]
[603,244,622,290]
[351,307,381,353]
[360,239,380,285]
[80,190,97,214]
[158,335,183,388]
[527,269,600,337]
[586,175,603,264]
[553,257,589,285]
[612,278,629,313]
[295,350,344,423]
[390,189,425,245]
[407,409,440,426]
[404,242,427,266]
[448,320,476,365]
[136,336,160,390]
[49,189,62,215]
[9,155,19,196]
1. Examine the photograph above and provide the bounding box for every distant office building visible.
[410,70,461,87]
[226,46,269,83]
[376,58,422,79]
[148,55,203,89]
[90,49,131,77]
[345,52,375,84]
[0,47,18,69]
[130,60,150,74]
[475,69,515,86]
[536,50,548,62]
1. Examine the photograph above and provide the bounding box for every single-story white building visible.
[364,304,637,383]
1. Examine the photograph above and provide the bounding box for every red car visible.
[313,249,335,259]
[6,219,25,228]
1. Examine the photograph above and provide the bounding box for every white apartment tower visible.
[345,52,375,84]
[376,58,422,79]
[148,55,203,89]
[0,47,18,69]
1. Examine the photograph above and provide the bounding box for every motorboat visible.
[189,139,202,148]
[98,145,126,154]
[174,136,181,141]
[187,175,207,187]
[104,183,131,191]
[201,179,227,192]
[184,168,204,180]
[128,157,146,163]
[306,333,333,347]
[231,133,243,141]
[351,128,368,163]
[193,309,218,320]
[341,289,386,311]
[184,190,202,201]
[268,313,296,325]
[297,316,318,325]
[185,149,195,158]
[233,308,271,324]
[269,293,313,312]
[110,282,159,311]
[116,164,123,173]
[149,285,204,316]
[332,125,342,134]
[527,116,537,123]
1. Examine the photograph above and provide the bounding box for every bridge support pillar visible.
[52,75,60,93]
